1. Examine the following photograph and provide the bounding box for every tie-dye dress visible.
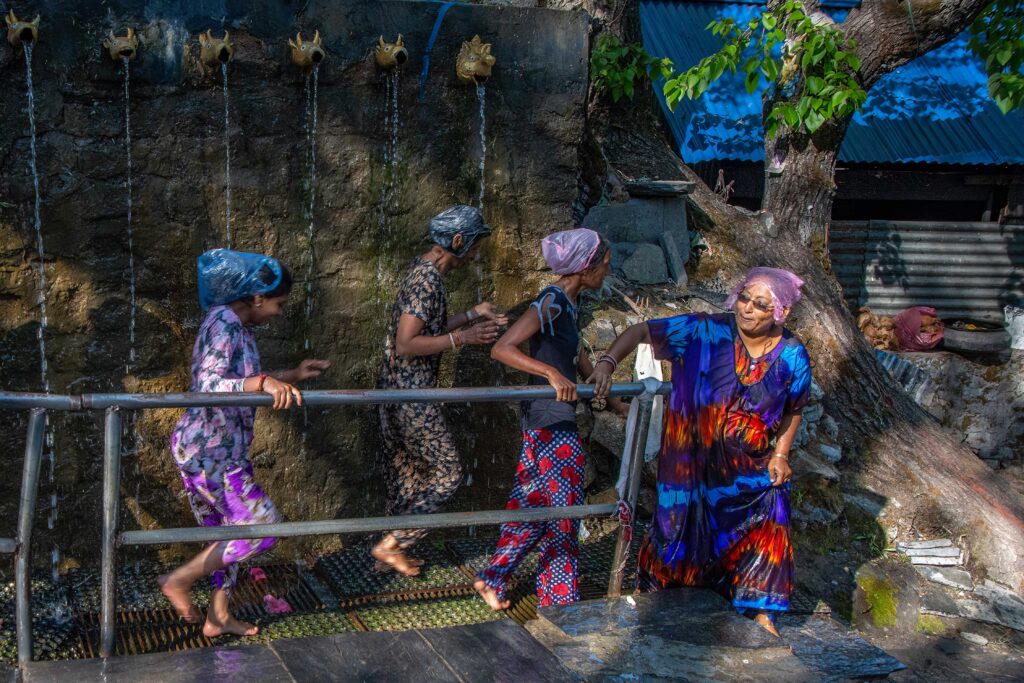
[637,312,812,615]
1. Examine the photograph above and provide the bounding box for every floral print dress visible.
[171,305,282,593]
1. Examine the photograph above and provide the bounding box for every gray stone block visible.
[621,244,668,284]
[584,197,689,245]
[659,231,688,287]
[915,565,974,591]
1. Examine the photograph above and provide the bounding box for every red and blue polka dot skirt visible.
[478,429,585,607]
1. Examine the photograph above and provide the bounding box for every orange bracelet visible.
[257,373,268,391]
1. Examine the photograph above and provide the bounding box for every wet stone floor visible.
[1,528,911,681]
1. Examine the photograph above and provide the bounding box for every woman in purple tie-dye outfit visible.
[158,249,330,638]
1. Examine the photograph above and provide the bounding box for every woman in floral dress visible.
[158,249,330,638]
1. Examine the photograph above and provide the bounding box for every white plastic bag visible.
[615,343,664,496]
[1006,305,1024,350]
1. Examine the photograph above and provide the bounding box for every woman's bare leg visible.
[158,543,223,623]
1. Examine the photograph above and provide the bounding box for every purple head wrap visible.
[724,267,805,323]
[541,228,602,275]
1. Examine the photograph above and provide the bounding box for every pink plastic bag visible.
[893,306,944,351]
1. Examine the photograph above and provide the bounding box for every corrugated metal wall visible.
[830,221,1024,324]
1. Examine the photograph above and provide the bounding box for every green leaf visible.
[997,46,1012,65]
[762,14,777,30]
[806,76,824,94]
[805,109,825,133]
[847,55,861,70]
[745,69,760,94]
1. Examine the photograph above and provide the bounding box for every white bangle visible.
[771,452,789,460]
[448,332,457,350]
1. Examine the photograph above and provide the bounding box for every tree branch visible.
[841,0,992,89]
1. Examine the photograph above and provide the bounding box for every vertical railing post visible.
[15,408,46,666]
[100,407,122,658]
[607,378,658,598]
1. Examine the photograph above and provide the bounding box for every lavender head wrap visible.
[724,267,805,323]
[541,228,602,275]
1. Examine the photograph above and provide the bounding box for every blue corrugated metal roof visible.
[640,0,1024,166]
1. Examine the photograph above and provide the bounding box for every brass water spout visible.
[374,35,407,69]
[103,28,139,61]
[5,11,40,51]
[199,30,234,67]
[289,31,326,70]
[455,35,495,85]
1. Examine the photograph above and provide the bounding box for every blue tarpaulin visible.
[640,0,1024,166]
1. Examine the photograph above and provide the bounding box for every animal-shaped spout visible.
[199,30,234,67]
[5,11,40,51]
[374,35,408,69]
[455,35,495,85]
[289,31,326,70]
[103,28,139,62]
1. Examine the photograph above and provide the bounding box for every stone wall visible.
[0,0,589,569]
[892,351,1024,466]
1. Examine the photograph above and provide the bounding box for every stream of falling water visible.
[375,71,401,307]
[303,66,319,354]
[123,58,137,372]
[24,43,60,580]
[474,83,488,302]
[476,83,486,210]
[222,62,232,247]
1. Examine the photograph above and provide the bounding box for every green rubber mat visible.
[314,543,472,601]
[353,594,506,632]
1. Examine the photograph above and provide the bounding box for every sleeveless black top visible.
[521,285,580,432]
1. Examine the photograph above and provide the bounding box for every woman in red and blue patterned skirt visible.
[474,228,611,610]
[589,267,811,636]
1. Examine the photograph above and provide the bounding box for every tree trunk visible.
[761,117,849,244]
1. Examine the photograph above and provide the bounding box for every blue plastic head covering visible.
[197,248,283,310]
[427,205,492,257]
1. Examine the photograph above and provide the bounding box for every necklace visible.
[740,324,779,359]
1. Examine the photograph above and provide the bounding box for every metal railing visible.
[0,378,667,664]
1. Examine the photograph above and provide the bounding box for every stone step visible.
[910,555,963,566]
[901,546,961,558]
[897,539,953,550]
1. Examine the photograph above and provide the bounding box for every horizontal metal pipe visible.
[0,393,81,410]
[84,382,670,410]
[120,503,618,546]
[0,538,15,554]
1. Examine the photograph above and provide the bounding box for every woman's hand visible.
[472,302,509,327]
[585,362,614,399]
[461,320,501,345]
[768,454,792,487]
[294,359,331,382]
[547,371,578,402]
[264,377,302,410]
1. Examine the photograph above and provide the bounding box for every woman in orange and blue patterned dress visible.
[588,267,811,635]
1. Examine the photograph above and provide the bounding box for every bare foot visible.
[203,615,260,638]
[753,612,780,637]
[473,579,510,611]
[158,573,203,623]
[372,556,425,574]
[370,543,421,577]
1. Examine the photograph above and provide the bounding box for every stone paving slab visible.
[777,614,906,681]
[535,589,905,682]
[24,621,576,682]
[23,645,293,682]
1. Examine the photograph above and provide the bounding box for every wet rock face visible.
[0,1,588,567]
